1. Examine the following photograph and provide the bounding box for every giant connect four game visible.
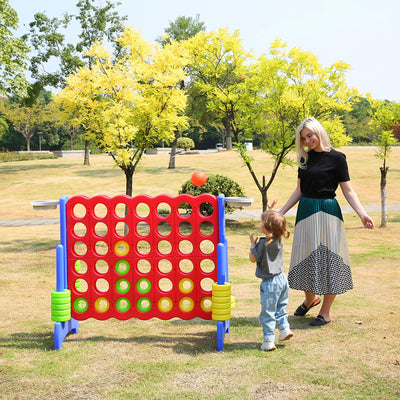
[51,193,232,351]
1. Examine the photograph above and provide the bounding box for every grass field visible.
[0,148,399,399]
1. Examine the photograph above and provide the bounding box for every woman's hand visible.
[360,214,375,229]
[340,181,374,229]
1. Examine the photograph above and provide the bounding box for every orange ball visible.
[191,171,207,186]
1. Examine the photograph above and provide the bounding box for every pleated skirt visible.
[288,197,353,295]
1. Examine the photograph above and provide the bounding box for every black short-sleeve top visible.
[298,149,350,199]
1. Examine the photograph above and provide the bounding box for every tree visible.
[23,0,127,164]
[157,15,206,169]
[55,27,189,196]
[0,98,58,151]
[187,35,355,210]
[369,100,400,227]
[339,96,374,143]
[56,109,83,150]
[177,137,195,151]
[241,39,355,210]
[186,28,251,151]
[0,0,29,96]
[0,115,8,142]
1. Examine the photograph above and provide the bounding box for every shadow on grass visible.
[226,220,257,233]
[74,168,123,178]
[0,316,318,355]
[142,166,196,175]
[1,239,59,253]
[0,163,75,174]
[54,330,218,355]
[0,332,54,351]
[389,214,400,223]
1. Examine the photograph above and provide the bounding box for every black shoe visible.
[294,297,321,316]
[310,315,331,326]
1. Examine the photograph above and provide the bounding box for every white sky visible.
[10,0,400,101]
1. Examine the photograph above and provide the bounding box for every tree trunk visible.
[125,168,133,197]
[224,118,232,150]
[262,190,268,212]
[83,140,90,166]
[70,135,73,150]
[168,131,179,169]
[380,166,388,228]
[27,138,31,152]
[261,175,268,212]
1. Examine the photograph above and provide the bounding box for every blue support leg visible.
[53,197,78,350]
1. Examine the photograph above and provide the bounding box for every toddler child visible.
[249,210,293,351]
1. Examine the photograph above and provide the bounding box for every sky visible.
[10,0,400,101]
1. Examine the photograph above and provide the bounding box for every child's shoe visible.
[279,326,293,341]
[260,341,276,351]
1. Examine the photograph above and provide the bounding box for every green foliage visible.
[186,28,251,151]
[0,117,8,140]
[157,14,206,45]
[374,130,398,161]
[185,33,355,210]
[0,150,56,162]
[56,27,189,195]
[176,137,194,150]
[22,0,127,91]
[339,97,374,143]
[252,39,354,150]
[0,98,60,151]
[0,0,29,96]
[179,173,245,214]
[370,100,400,162]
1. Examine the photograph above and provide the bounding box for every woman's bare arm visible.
[340,181,375,229]
[279,178,302,215]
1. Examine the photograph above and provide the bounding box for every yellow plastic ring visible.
[179,278,194,294]
[158,297,173,312]
[211,295,231,303]
[179,297,194,312]
[115,241,129,257]
[212,282,231,296]
[211,302,230,310]
[212,312,231,321]
[200,296,212,312]
[212,282,231,291]
[94,297,110,313]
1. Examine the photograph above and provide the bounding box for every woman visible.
[279,117,374,326]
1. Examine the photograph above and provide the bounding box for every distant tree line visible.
[0,0,398,217]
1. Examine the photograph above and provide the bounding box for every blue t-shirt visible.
[250,237,284,279]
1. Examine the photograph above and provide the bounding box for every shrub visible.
[179,173,245,215]
[177,137,195,151]
[0,151,56,162]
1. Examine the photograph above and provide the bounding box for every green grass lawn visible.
[0,149,399,399]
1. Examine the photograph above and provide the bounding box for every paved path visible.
[227,203,400,220]
[1,204,399,227]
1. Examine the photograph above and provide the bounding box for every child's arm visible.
[249,232,257,263]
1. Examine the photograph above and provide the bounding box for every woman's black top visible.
[298,149,350,199]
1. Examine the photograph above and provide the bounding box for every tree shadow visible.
[0,238,59,253]
[0,163,75,174]
[74,168,122,178]
[0,315,317,355]
[0,332,54,351]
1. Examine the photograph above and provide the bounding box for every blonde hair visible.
[296,117,332,169]
[261,210,290,245]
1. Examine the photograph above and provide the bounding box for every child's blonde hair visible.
[261,210,290,245]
